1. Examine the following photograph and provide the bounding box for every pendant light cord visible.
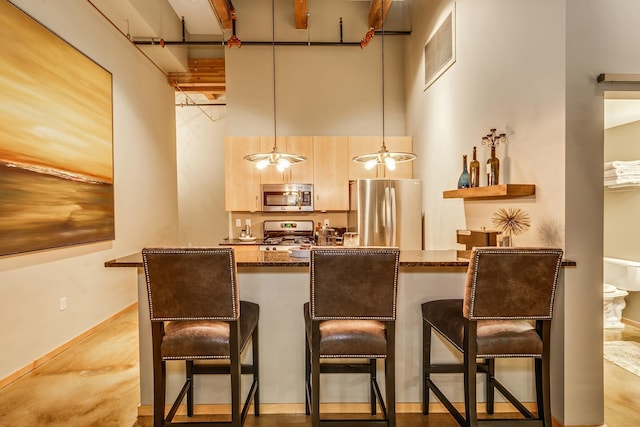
[381,3,386,150]
[272,0,278,151]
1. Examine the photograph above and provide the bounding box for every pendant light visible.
[244,0,307,172]
[352,1,416,171]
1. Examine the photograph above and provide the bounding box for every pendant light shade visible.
[352,1,416,171]
[244,0,307,170]
[353,141,416,171]
[244,147,307,171]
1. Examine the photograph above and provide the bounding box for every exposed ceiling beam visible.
[209,0,234,30]
[294,0,308,30]
[368,0,392,29]
[167,58,226,100]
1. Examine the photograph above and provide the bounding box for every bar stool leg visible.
[386,324,396,427]
[422,320,432,415]
[370,359,377,415]
[485,358,495,414]
[464,325,479,427]
[311,327,321,427]
[186,361,194,417]
[305,330,311,416]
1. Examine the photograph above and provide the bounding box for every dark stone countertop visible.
[105,249,576,269]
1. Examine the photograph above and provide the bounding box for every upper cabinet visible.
[224,136,261,212]
[224,135,414,212]
[259,136,314,184]
[314,136,349,211]
[348,136,413,180]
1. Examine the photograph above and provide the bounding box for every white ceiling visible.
[167,0,222,36]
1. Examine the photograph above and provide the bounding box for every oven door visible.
[261,184,313,212]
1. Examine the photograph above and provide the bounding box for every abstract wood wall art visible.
[0,0,114,256]
[424,2,456,90]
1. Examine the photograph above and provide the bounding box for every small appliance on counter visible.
[239,225,256,242]
[456,229,498,250]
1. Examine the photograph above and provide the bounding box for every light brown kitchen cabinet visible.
[259,136,314,184]
[313,136,349,211]
[224,136,261,211]
[348,136,413,180]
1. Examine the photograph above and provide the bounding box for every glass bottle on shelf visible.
[457,154,470,189]
[487,145,499,186]
[469,146,480,187]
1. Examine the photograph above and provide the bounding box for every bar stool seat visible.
[304,309,388,357]
[423,300,544,356]
[161,301,259,358]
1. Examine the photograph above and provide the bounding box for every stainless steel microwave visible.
[261,183,313,212]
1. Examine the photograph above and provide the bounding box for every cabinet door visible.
[348,136,413,179]
[224,136,261,212]
[313,136,349,211]
[260,136,313,184]
[348,136,380,180]
[286,136,314,183]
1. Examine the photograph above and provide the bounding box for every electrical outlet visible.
[59,297,67,311]
[324,219,330,227]
[235,218,241,227]
[245,219,251,226]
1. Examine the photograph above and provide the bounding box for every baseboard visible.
[138,401,538,416]
[0,302,138,390]
[138,403,605,426]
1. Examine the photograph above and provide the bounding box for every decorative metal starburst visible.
[492,207,531,237]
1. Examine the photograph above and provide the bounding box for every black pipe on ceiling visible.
[132,30,411,47]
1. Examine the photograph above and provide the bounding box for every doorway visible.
[603,93,640,427]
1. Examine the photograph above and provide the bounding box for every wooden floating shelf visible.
[443,184,536,199]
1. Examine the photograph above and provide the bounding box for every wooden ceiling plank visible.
[368,0,392,30]
[209,0,234,30]
[294,0,308,30]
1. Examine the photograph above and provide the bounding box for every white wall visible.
[176,105,228,245]
[0,0,179,380]
[225,0,406,137]
[405,0,565,250]
[405,0,631,425]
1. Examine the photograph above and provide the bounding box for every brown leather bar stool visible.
[304,247,400,427]
[422,247,563,427]
[142,247,259,427]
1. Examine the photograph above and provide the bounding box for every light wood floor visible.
[0,304,637,426]
[603,325,640,427]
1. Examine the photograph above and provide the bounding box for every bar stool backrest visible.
[463,247,563,321]
[310,247,400,321]
[142,247,240,321]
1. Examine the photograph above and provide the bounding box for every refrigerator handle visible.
[389,187,397,246]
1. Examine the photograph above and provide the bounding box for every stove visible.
[260,220,315,251]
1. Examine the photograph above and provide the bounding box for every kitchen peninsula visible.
[106,250,575,415]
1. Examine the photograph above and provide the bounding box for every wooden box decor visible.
[0,0,114,256]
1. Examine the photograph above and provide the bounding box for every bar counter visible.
[106,248,575,269]
[105,248,574,415]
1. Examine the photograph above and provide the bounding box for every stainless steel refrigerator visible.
[348,179,423,250]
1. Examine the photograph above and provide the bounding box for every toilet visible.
[603,257,640,329]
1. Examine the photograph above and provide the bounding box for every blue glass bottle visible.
[457,154,470,189]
